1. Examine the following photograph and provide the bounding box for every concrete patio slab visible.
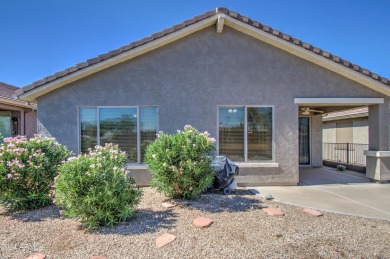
[250,167,390,221]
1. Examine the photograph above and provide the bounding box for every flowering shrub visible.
[0,135,71,211]
[145,125,216,199]
[55,144,142,229]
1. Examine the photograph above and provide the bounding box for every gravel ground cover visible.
[1,188,390,258]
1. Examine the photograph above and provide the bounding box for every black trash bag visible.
[210,156,239,190]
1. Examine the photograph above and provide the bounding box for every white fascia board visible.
[224,16,390,97]
[294,98,384,106]
[18,15,220,102]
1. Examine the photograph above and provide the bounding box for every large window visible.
[79,106,158,163]
[218,106,273,162]
[0,111,11,138]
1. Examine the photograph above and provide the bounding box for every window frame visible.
[77,105,158,163]
[217,105,275,163]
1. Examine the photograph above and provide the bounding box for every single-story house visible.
[0,82,37,139]
[15,8,390,185]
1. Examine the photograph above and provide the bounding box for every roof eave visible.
[17,14,220,102]
[0,96,35,109]
[16,11,390,102]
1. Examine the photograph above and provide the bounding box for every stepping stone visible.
[26,253,46,259]
[192,217,213,228]
[162,202,177,208]
[263,207,284,216]
[90,257,109,259]
[303,208,323,217]
[156,233,176,248]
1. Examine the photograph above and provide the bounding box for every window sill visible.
[126,163,149,169]
[126,162,279,169]
[235,162,279,168]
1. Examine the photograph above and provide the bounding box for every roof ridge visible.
[16,7,390,96]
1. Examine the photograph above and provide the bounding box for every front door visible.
[299,117,310,165]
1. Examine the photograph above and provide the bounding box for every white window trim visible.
[217,105,275,163]
[78,105,158,163]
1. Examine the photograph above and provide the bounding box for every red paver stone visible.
[192,217,214,228]
[303,208,323,217]
[90,257,109,259]
[156,233,177,248]
[26,253,46,259]
[162,202,177,208]
[263,207,284,216]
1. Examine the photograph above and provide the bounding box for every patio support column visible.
[311,114,323,167]
[365,100,390,182]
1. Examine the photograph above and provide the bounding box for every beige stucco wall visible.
[353,119,368,144]
[323,122,336,143]
[322,118,368,145]
[35,25,387,185]
[25,110,37,138]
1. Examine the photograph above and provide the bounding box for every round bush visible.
[0,135,71,211]
[55,144,142,229]
[145,125,216,199]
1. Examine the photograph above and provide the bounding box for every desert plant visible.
[55,144,142,229]
[145,125,216,199]
[0,135,71,211]
[337,164,347,171]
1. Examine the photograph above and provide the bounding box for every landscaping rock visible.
[192,217,214,228]
[263,207,284,216]
[303,208,323,217]
[162,202,177,209]
[26,253,46,259]
[156,233,176,248]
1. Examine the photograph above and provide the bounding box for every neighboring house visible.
[322,107,369,169]
[323,107,368,144]
[15,8,390,185]
[0,82,37,139]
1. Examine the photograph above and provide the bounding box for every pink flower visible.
[6,174,12,179]
[207,137,216,142]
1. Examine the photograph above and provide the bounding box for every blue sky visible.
[1,0,389,87]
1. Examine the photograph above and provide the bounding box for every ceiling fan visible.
[300,107,324,116]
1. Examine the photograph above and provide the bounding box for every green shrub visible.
[145,125,216,199]
[0,135,71,211]
[337,164,347,171]
[55,144,142,229]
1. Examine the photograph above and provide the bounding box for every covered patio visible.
[295,97,390,183]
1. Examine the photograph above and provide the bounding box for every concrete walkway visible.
[250,167,390,221]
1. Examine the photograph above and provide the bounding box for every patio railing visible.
[323,142,369,166]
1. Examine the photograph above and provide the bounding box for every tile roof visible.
[0,82,19,99]
[16,7,390,97]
